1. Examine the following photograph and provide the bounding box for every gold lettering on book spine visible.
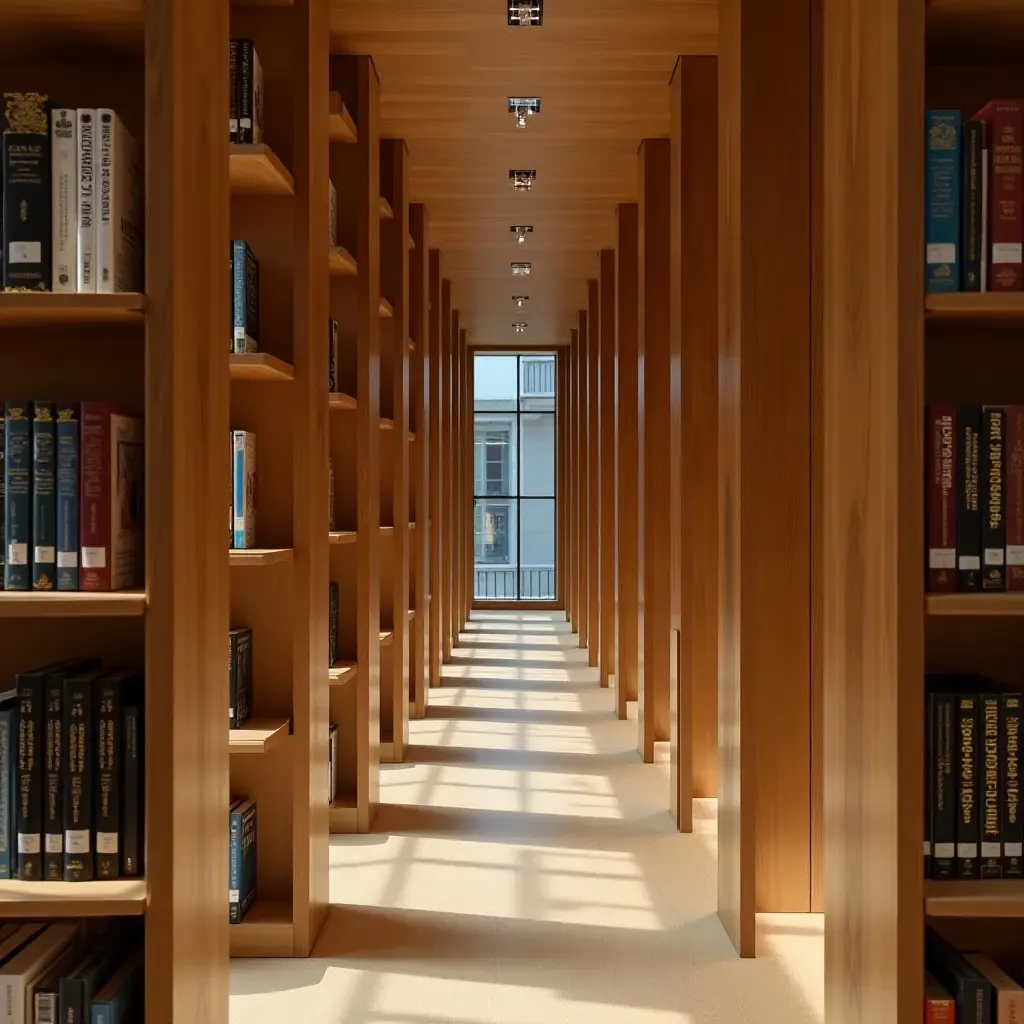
[962,702,976,824]
[3,93,47,135]
[985,700,999,837]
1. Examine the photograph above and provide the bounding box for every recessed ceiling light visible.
[511,225,534,244]
[513,322,527,332]
[508,1,542,26]
[513,295,529,307]
[508,97,541,128]
[511,262,532,276]
[509,169,536,192]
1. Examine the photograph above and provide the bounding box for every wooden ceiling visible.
[330,0,717,346]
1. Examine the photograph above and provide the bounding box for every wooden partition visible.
[440,284,453,659]
[599,252,618,690]
[577,312,590,649]
[557,350,570,609]
[428,256,444,684]
[461,329,472,627]
[587,283,601,667]
[568,329,579,632]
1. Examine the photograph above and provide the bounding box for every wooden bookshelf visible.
[0,590,147,617]
[329,391,358,410]
[329,662,358,686]
[379,196,394,219]
[328,91,357,144]
[229,143,296,196]
[329,246,358,276]
[925,881,1024,918]
[927,593,1024,615]
[0,292,145,326]
[926,293,1024,320]
[229,352,295,381]
[229,548,293,567]
[228,719,290,754]
[228,900,293,959]
[0,879,148,918]
[379,296,395,318]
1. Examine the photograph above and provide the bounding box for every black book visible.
[980,693,1003,877]
[926,927,992,1024]
[63,669,102,881]
[229,627,252,730]
[982,405,1007,591]
[329,581,339,667]
[962,119,986,292]
[929,689,957,880]
[0,414,5,590]
[2,93,51,291]
[229,39,239,144]
[58,929,130,1024]
[43,664,66,880]
[31,400,56,591]
[121,696,144,877]
[236,40,263,145]
[4,400,32,592]
[957,405,983,592]
[1005,693,1023,877]
[329,317,339,392]
[96,669,138,879]
[957,693,981,879]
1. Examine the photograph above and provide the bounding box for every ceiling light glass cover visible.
[508,97,541,128]
[513,295,529,307]
[513,322,527,332]
[508,1,542,26]
[511,262,532,276]
[509,170,536,192]
[511,224,533,244]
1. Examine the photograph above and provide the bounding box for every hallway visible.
[229,612,824,1024]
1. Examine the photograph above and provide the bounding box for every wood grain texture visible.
[461,327,472,627]
[557,348,569,610]
[599,250,617,691]
[638,138,672,764]
[145,0,230,1011]
[448,310,459,647]
[577,309,590,651]
[568,328,579,632]
[718,0,813,955]
[428,253,444,685]
[615,204,640,720]
[440,283,453,661]
[823,0,925,1017]
[587,281,601,670]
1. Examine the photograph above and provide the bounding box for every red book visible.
[79,402,144,592]
[973,99,1023,291]
[925,973,955,1024]
[927,404,958,593]
[1009,406,1024,590]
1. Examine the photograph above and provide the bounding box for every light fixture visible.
[513,322,527,332]
[513,295,529,308]
[511,224,534,244]
[511,262,532,276]
[509,169,536,192]
[508,97,541,128]
[508,1,542,26]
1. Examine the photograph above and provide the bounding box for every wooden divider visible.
[587,284,601,667]
[577,312,590,649]
[440,284,453,660]
[428,256,444,683]
[568,329,579,631]
[461,329,472,626]
[599,252,618,690]
[557,350,570,609]
[448,311,459,644]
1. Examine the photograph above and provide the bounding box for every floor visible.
[230,610,824,1024]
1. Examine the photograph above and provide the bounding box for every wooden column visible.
[599,251,617,689]
[568,329,579,630]
[823,0,923,1016]
[462,329,472,624]
[427,254,444,684]
[638,138,672,764]
[587,282,601,667]
[615,204,640,720]
[557,349,569,608]
[577,310,590,649]
[440,284,453,660]
[718,0,813,953]
[449,310,460,644]
[670,57,719,833]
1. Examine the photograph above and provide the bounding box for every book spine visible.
[79,405,111,591]
[51,108,78,292]
[238,41,253,145]
[95,110,115,294]
[59,977,86,1024]
[232,432,256,549]
[932,692,957,880]
[16,676,43,880]
[925,111,962,293]
[43,675,63,880]
[329,457,336,531]
[981,694,1002,876]
[63,677,93,881]
[987,100,1024,291]
[329,318,339,393]
[31,401,56,591]
[329,179,338,247]
[246,246,259,348]
[108,413,144,591]
[229,632,238,728]
[2,97,51,291]
[926,694,934,878]
[56,405,80,591]
[0,711,13,880]
[240,802,257,920]
[1,415,5,588]
[113,119,143,294]
[121,702,142,877]
[957,694,981,878]
[925,997,955,1024]
[957,405,982,592]
[95,675,120,878]
[962,120,985,292]
[237,630,252,729]
[982,406,1007,590]
[231,240,247,353]
[229,40,239,143]
[229,807,241,922]
[1004,694,1023,877]
[76,110,96,293]
[927,405,957,592]
[1009,406,1024,589]
[329,581,339,666]
[4,401,32,592]
[982,137,990,290]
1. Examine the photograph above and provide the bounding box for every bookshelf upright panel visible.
[427,253,443,686]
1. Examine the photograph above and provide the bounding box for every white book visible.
[0,922,79,1024]
[76,109,96,292]
[232,430,257,549]
[50,109,78,293]
[96,110,143,294]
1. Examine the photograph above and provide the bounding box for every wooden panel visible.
[822,0,925,1016]
[670,57,719,835]
[615,204,640,720]
[441,284,453,660]
[718,0,813,953]
[599,251,617,690]
[461,328,472,627]
[587,281,601,669]
[567,329,578,630]
[577,308,590,651]
[557,349,569,610]
[428,253,444,685]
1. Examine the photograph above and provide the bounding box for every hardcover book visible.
[329,581,339,667]
[926,927,992,1024]
[63,669,104,881]
[43,665,65,881]
[229,40,240,144]
[1005,693,1023,877]
[328,723,337,805]
[31,401,56,591]
[964,954,1024,1022]
[16,662,51,881]
[329,457,336,531]
[962,118,987,292]
[0,700,15,879]
[1008,406,1024,590]
[232,430,256,549]
[980,693,1002,877]
[329,179,338,247]
[0,414,4,588]
[929,690,957,880]
[329,318,339,393]
[925,110,962,293]
[56,404,80,591]
[957,693,981,879]
[957,405,982,592]
[237,40,264,146]
[229,627,253,730]
[925,972,955,1024]
[96,669,139,879]
[229,797,257,923]
[0,920,80,1024]
[4,401,32,592]
[982,405,1007,591]
[121,695,143,877]
[927,405,957,592]
[231,240,259,353]
[96,110,143,294]
[77,109,96,292]
[51,107,78,292]
[90,948,143,1024]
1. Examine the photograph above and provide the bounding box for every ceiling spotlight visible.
[508,97,541,128]
[510,169,536,192]
[511,262,532,276]
[511,224,534,244]
[513,322,527,332]
[508,1,542,26]
[513,295,529,308]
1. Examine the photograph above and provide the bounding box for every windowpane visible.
[474,499,518,599]
[519,412,555,496]
[474,417,515,497]
[519,499,556,600]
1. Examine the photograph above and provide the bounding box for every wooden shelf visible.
[380,417,395,430]
[408,233,415,249]
[380,630,394,646]
[408,431,417,443]
[229,352,295,382]
[379,297,394,318]
[0,292,145,327]
[0,879,147,918]
[229,901,293,958]
[329,530,357,545]
[328,92,357,144]
[407,338,417,353]
[229,718,290,754]
[0,590,146,618]
[926,593,1024,616]
[329,661,358,685]
[926,293,1024,322]
[408,608,416,621]
[329,798,358,833]
[925,881,1024,918]
[329,247,358,277]
[229,548,294,567]
[328,391,357,411]
[230,144,295,196]
[379,197,394,219]
[380,525,395,536]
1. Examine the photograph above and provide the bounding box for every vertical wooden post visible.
[587,282,601,667]
[615,204,640,719]
[428,253,444,684]
[557,349,569,609]
[670,57,719,834]
[568,329,579,629]
[462,329,472,623]
[638,139,672,764]
[599,251,617,690]
[577,310,590,649]
[145,0,229,1012]
[718,0,813,953]
[440,284,453,660]
[449,310,460,643]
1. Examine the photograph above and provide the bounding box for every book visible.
[328,723,337,805]
[957,405,982,592]
[930,691,957,880]
[0,921,80,1024]
[329,179,338,247]
[76,109,96,293]
[329,318,339,393]
[927,926,992,1024]
[4,401,31,592]
[231,240,259,353]
[329,581,339,667]
[31,938,84,1024]
[51,108,78,293]
[63,668,103,881]
[0,413,4,587]
[121,696,143,878]
[229,627,253,730]
[925,110,962,293]
[974,99,1024,292]
[229,797,257,924]
[329,457,336,531]
[982,405,1007,590]
[96,669,138,879]
[32,401,57,591]
[3,93,50,292]
[56,404,80,591]
[79,404,144,592]
[957,693,981,878]
[965,953,1024,1022]
[1004,693,1023,877]
[232,430,256,549]
[0,698,16,879]
[962,118,987,292]
[58,936,128,1024]
[89,948,143,1024]
[981,693,1003,877]
[925,972,955,1024]
[237,40,264,146]
[1008,406,1024,590]
[95,110,142,295]
[927,405,957,593]
[43,665,67,881]
[229,40,240,144]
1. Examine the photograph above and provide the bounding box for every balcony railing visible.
[474,566,556,600]
[520,357,555,397]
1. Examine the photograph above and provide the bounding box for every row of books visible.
[1,401,144,593]
[2,659,144,883]
[925,100,1024,294]
[927,405,1021,593]
[229,797,256,925]
[0,918,142,1024]
[927,927,1024,1024]
[228,39,263,147]
[1,94,142,295]
[229,627,253,730]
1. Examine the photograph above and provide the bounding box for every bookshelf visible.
[427,251,443,688]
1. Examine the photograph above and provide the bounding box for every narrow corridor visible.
[230,612,823,1024]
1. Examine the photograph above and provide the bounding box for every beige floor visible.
[230,611,824,1024]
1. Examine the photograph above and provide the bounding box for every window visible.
[474,425,511,496]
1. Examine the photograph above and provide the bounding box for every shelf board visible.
[380,630,394,646]
[380,417,395,430]
[328,93,357,144]
[329,798,358,833]
[230,900,294,958]
[229,718,290,754]
[229,548,293,567]
[328,391,357,411]
[229,144,295,196]
[328,246,358,277]
[925,881,1024,918]
[0,878,147,918]
[380,525,395,536]
[926,293,1024,322]
[329,661,358,686]
[926,593,1024,616]
[229,353,295,382]
[0,589,146,618]
[379,197,394,219]
[407,338,417,353]
[0,292,145,327]
[408,233,415,249]
[379,297,394,318]
[408,431,416,443]
[329,530,357,545]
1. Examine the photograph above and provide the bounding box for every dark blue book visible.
[231,240,259,354]
[229,628,252,729]
[90,949,143,1024]
[3,401,32,591]
[31,401,56,590]
[63,669,103,882]
[121,697,143,877]
[926,110,962,294]
[0,699,15,879]
[926,926,992,1024]
[95,669,139,879]
[962,119,987,292]
[59,938,126,1024]
[229,797,257,923]
[56,403,80,590]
